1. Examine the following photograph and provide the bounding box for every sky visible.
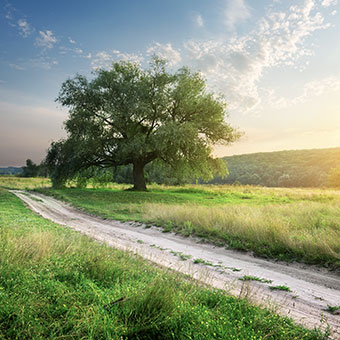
[0,0,340,166]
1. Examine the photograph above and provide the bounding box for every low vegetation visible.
[0,188,329,339]
[326,305,340,315]
[269,285,292,292]
[239,276,273,284]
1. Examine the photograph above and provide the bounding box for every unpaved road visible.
[12,190,340,338]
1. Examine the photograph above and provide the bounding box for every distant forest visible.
[210,147,340,187]
[0,167,23,175]
[2,147,340,188]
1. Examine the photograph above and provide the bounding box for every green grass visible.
[239,276,273,284]
[269,285,292,292]
[32,184,340,269]
[193,258,214,266]
[0,188,328,339]
[326,305,340,315]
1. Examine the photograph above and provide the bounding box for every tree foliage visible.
[328,166,340,188]
[21,159,47,178]
[46,58,239,189]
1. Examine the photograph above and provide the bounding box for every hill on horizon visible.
[209,147,340,187]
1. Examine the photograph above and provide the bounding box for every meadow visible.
[42,184,340,269]
[0,183,329,339]
[1,176,339,269]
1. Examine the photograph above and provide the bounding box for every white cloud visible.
[17,19,33,37]
[224,0,251,30]
[331,9,337,14]
[59,46,84,57]
[176,0,334,113]
[91,51,112,69]
[195,14,204,27]
[35,30,57,49]
[321,0,338,7]
[68,37,76,44]
[3,4,34,38]
[146,43,181,66]
[112,50,144,64]
[292,75,340,105]
[91,50,143,70]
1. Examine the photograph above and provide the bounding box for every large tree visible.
[46,58,239,190]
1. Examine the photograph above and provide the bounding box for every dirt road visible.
[11,190,340,338]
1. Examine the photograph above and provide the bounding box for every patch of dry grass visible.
[0,176,51,189]
[145,200,340,265]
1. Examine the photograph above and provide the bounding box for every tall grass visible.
[34,184,340,267]
[145,201,340,266]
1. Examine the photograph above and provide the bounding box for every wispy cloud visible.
[35,30,57,49]
[4,2,15,21]
[224,0,251,30]
[321,0,338,7]
[60,45,83,56]
[3,3,34,38]
[146,43,181,66]
[82,53,92,59]
[174,0,335,113]
[9,63,26,71]
[17,18,33,37]
[8,57,58,71]
[91,50,144,70]
[29,57,58,70]
[292,75,340,105]
[68,37,76,44]
[195,14,204,27]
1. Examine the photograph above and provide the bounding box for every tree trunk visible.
[133,161,147,191]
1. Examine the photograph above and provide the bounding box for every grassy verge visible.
[0,188,329,339]
[35,185,340,269]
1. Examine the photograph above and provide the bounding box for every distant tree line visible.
[0,167,23,175]
[70,147,340,188]
[11,147,340,188]
[21,159,48,178]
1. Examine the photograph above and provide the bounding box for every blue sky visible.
[0,0,339,166]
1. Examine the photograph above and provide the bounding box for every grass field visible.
[28,183,339,269]
[0,186,329,339]
[0,176,50,189]
[1,176,339,268]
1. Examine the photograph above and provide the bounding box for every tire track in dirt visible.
[11,190,340,338]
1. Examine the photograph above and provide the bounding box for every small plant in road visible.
[239,275,272,283]
[269,285,292,292]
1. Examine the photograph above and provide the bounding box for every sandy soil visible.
[11,190,340,338]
